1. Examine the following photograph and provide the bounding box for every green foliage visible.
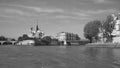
[76,34,81,40]
[11,39,16,41]
[0,36,7,41]
[84,20,101,42]
[41,36,52,45]
[103,15,115,42]
[18,36,23,41]
[103,15,115,34]
[18,34,30,41]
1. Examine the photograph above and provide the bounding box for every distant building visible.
[28,23,44,39]
[17,23,44,45]
[57,32,80,45]
[17,40,35,45]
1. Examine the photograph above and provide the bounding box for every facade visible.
[17,40,35,45]
[28,23,44,39]
[57,32,80,45]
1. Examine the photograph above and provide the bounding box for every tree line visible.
[18,34,53,45]
[84,15,115,43]
[0,36,15,41]
[0,34,57,45]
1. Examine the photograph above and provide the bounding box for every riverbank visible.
[85,43,120,48]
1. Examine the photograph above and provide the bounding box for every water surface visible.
[0,45,120,68]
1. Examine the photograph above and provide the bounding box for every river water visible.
[0,45,120,68]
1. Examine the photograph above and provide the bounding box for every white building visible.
[57,32,80,45]
[111,13,120,43]
[17,40,35,45]
[57,32,66,45]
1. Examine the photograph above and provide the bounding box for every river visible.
[0,45,120,68]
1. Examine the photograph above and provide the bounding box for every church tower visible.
[28,21,44,38]
[35,22,44,38]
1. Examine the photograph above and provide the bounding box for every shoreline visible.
[85,43,120,48]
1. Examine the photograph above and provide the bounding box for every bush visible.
[3,41,12,45]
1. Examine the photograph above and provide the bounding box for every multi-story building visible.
[57,32,80,45]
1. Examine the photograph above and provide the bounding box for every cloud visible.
[5,4,91,19]
[0,20,16,24]
[3,4,118,23]
[7,4,65,13]
[52,15,79,19]
[28,7,64,13]
[86,9,118,14]
[76,9,119,15]
[54,15,72,19]
[93,0,114,3]
[4,9,24,15]
[3,8,38,17]
[73,12,89,17]
[0,15,14,18]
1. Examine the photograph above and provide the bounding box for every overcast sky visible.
[0,0,120,39]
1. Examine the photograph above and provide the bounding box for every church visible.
[28,23,44,39]
[17,23,44,45]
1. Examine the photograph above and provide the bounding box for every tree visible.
[103,15,115,42]
[18,34,30,41]
[11,38,16,41]
[0,36,7,41]
[18,36,23,41]
[41,36,52,45]
[84,20,101,43]
[22,34,29,40]
[75,34,81,40]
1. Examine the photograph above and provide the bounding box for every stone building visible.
[17,23,44,45]
[28,23,44,38]
[57,32,80,45]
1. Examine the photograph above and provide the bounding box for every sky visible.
[0,0,120,39]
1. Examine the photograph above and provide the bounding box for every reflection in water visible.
[113,49,120,68]
[83,48,113,68]
[41,46,120,68]
[83,47,120,68]
[84,48,99,59]
[1,46,120,68]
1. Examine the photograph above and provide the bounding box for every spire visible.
[36,20,39,32]
[30,27,33,31]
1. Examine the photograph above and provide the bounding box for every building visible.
[111,13,120,43]
[17,23,44,45]
[17,40,35,45]
[28,23,44,38]
[57,32,80,45]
